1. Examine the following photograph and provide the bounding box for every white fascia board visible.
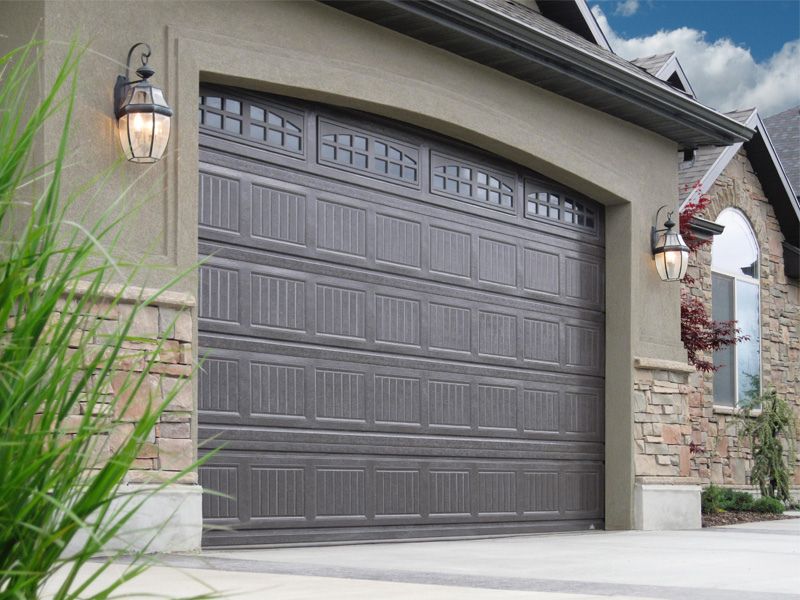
[655,54,696,98]
[575,0,612,51]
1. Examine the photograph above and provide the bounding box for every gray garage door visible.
[197,86,605,547]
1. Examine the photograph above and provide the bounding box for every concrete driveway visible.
[74,516,800,599]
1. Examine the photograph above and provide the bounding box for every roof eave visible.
[450,0,752,145]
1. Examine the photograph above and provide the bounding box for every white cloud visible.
[614,0,640,17]
[591,5,800,116]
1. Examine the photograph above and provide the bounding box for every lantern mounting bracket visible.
[651,204,677,252]
[114,42,154,119]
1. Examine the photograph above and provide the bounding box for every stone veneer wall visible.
[633,357,699,484]
[61,284,197,486]
[682,149,800,492]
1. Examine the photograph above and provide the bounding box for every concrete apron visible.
[68,515,800,600]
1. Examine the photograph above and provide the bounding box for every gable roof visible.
[326,0,753,148]
[631,52,695,97]
[763,105,800,195]
[679,108,800,254]
[536,0,611,51]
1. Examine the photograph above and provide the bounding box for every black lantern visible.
[651,206,690,282]
[114,43,173,163]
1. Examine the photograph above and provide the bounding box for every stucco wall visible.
[683,149,800,492]
[0,0,692,530]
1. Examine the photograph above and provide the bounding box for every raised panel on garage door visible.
[198,86,605,546]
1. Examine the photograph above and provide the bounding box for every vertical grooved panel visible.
[375,295,420,345]
[376,470,420,515]
[565,258,600,303]
[565,392,601,434]
[199,172,240,232]
[317,200,366,256]
[564,472,601,513]
[375,375,420,423]
[250,363,305,416]
[251,185,306,245]
[316,284,366,338]
[199,265,239,322]
[316,369,365,421]
[522,472,559,513]
[523,319,560,362]
[376,214,421,267]
[478,385,517,429]
[524,248,560,294]
[430,471,471,514]
[478,311,516,357]
[428,380,471,427]
[199,358,238,412]
[478,471,516,513]
[565,325,599,369]
[316,469,365,516]
[251,468,305,517]
[200,466,238,519]
[251,274,305,330]
[429,226,470,277]
[479,238,516,286]
[522,390,559,432]
[429,303,471,351]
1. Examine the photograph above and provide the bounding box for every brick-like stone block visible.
[162,376,193,411]
[159,438,194,471]
[158,422,191,439]
[662,424,682,445]
[112,372,160,421]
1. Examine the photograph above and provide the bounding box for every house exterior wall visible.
[683,149,800,493]
[1,0,702,545]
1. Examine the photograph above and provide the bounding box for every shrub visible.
[738,390,797,504]
[750,497,785,514]
[721,489,754,512]
[701,485,726,514]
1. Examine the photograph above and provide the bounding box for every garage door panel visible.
[200,455,603,530]
[199,87,605,546]
[198,256,603,376]
[199,243,602,324]
[198,347,604,443]
[198,164,605,313]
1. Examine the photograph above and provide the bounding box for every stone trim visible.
[72,280,196,309]
[634,357,695,373]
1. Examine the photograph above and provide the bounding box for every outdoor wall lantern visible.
[651,205,690,282]
[114,43,173,163]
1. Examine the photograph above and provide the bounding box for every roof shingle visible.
[763,106,800,194]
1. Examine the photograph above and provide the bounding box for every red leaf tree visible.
[679,185,747,372]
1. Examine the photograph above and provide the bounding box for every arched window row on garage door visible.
[199,89,599,235]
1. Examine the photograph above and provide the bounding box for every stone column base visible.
[634,483,701,530]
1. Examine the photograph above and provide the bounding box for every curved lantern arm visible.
[114,42,155,118]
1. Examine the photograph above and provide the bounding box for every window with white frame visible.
[711,209,761,407]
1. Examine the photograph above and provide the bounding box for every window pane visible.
[712,210,759,279]
[712,273,735,406]
[736,280,761,407]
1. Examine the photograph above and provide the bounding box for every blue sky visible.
[588,0,800,115]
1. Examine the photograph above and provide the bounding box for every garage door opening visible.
[197,86,605,546]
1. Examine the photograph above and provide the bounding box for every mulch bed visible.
[702,511,798,527]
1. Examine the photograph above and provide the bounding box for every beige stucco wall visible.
[1,0,691,530]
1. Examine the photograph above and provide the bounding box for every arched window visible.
[711,209,761,407]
